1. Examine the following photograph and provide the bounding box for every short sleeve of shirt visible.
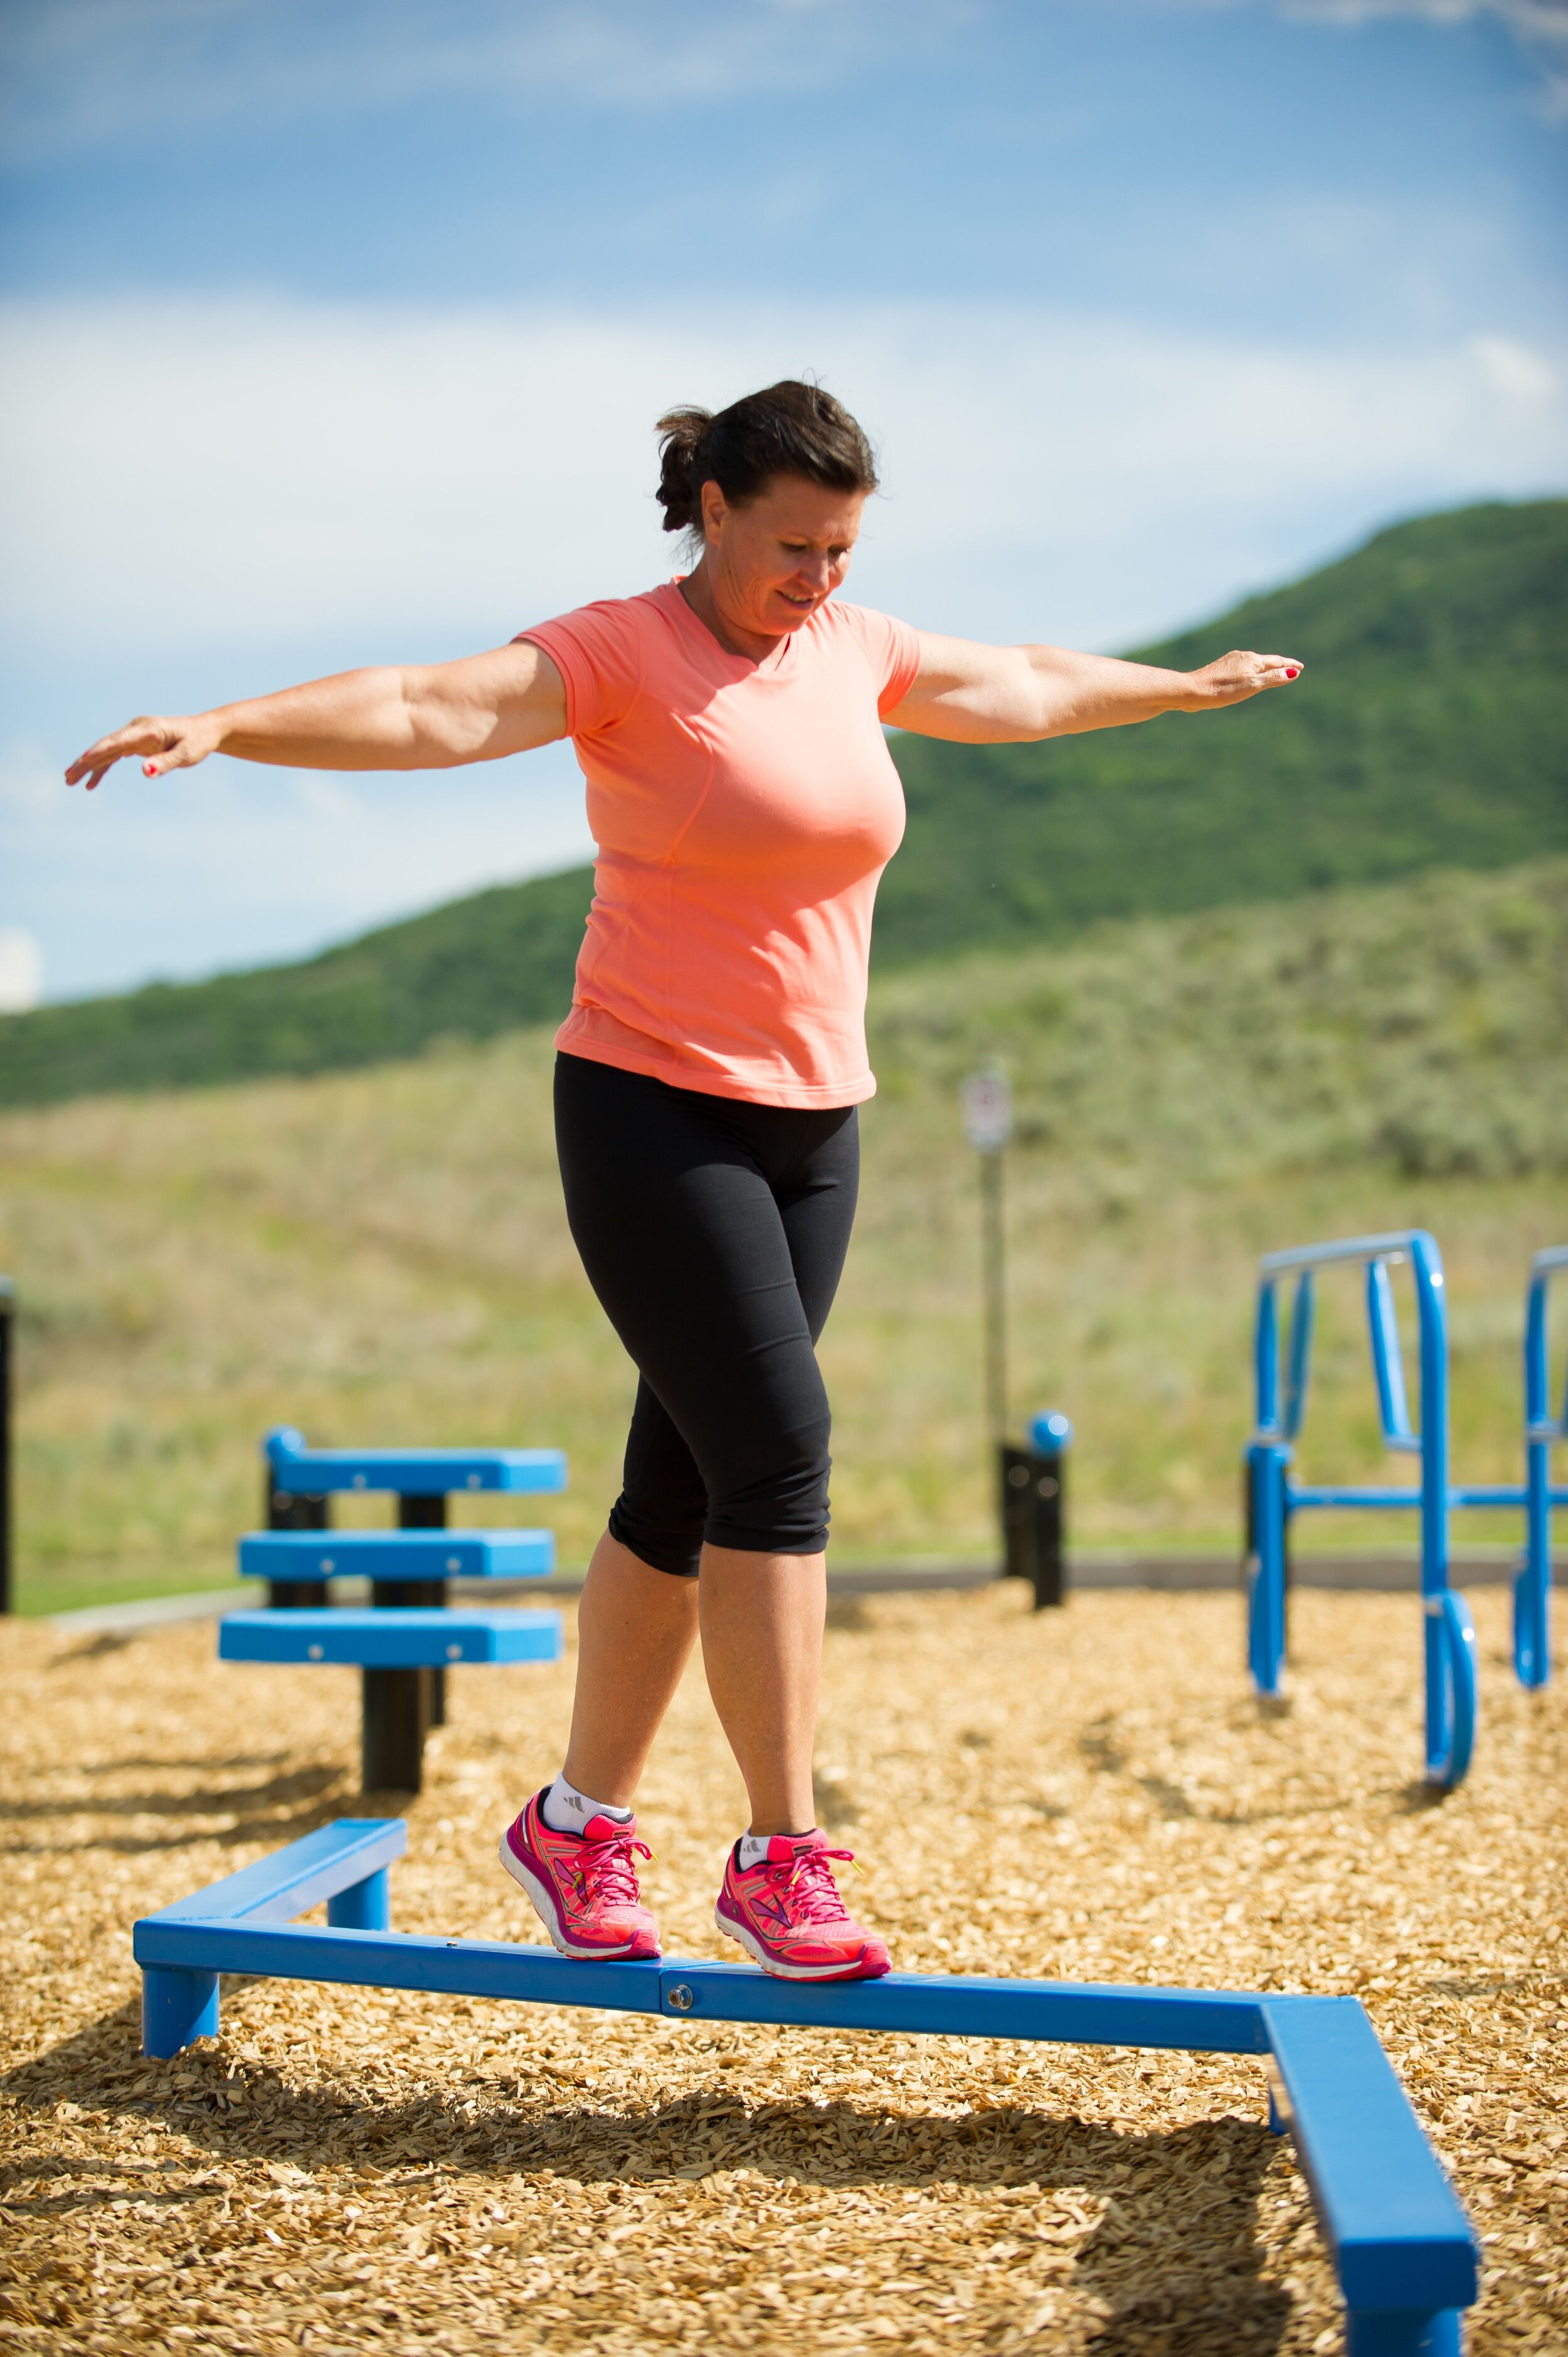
[515,600,646,739]
[832,603,923,719]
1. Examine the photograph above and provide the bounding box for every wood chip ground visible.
[1,1584,1563,2354]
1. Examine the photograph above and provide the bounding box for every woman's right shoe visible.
[499,1789,662,1961]
[715,1830,891,1981]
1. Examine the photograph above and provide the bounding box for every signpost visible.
[961,1067,1012,1450]
[960,1075,1072,1609]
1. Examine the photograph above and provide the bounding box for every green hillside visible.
[883,496,1567,959]
[3,498,1562,1108]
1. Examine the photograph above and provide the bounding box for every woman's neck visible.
[678,561,782,664]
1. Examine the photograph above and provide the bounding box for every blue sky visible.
[2,0,1565,1004]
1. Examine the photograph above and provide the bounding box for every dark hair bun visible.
[654,382,877,536]
[654,406,714,535]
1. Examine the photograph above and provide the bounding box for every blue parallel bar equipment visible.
[135,1821,1478,2356]
[1246,1232,1479,1790]
[1517,1245,1567,1689]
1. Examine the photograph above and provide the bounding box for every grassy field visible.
[3,861,1564,1615]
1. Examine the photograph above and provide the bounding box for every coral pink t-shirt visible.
[519,582,921,1108]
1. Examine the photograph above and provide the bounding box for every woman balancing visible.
[68,382,1301,1982]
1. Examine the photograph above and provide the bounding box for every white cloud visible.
[1470,333,1560,400]
[3,296,1565,659]
[0,928,43,1013]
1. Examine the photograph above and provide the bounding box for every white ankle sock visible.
[738,1829,815,1866]
[541,1774,633,1835]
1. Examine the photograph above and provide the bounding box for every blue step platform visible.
[136,1822,1477,2356]
[238,1528,556,1583]
[265,1423,566,1495]
[219,1607,563,1667]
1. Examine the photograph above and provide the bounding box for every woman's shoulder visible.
[516,585,685,734]
[517,580,681,651]
[808,598,921,701]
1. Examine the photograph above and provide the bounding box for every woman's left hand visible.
[1180,649,1302,708]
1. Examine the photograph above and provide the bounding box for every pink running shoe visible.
[715,1831,890,1982]
[499,1790,660,1961]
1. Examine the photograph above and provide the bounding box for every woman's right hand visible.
[65,712,220,791]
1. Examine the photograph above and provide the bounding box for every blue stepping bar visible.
[255,1424,569,1780]
[220,1606,563,1667]
[238,1529,557,1584]
[265,1423,568,1498]
[136,1821,1478,2357]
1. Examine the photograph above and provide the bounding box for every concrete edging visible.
[43,1550,1556,1634]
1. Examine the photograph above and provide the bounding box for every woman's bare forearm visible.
[65,642,566,790]
[889,632,1302,745]
[208,668,432,770]
[1017,645,1199,738]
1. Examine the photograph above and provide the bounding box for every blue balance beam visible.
[265,1423,566,1496]
[238,1529,556,1583]
[135,1821,1477,2356]
[218,1607,563,1667]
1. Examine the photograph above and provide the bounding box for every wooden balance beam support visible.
[136,1821,1478,2357]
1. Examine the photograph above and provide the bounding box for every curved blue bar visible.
[1251,1232,1466,1784]
[1517,1245,1567,1688]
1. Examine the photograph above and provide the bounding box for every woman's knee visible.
[700,1414,833,1557]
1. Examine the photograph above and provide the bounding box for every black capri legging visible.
[554,1051,859,1577]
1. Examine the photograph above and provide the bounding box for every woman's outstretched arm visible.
[884,634,1301,745]
[64,642,568,792]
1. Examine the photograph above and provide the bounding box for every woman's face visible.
[700,474,866,640]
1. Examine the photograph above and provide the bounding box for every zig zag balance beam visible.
[134,1821,1478,2357]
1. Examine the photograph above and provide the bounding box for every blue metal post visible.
[1345,2311,1461,2356]
[1516,1248,1565,1689]
[142,1966,219,2059]
[1407,1236,1478,1789]
[1248,1275,1290,1693]
[1247,1442,1290,1696]
[327,1867,391,1930]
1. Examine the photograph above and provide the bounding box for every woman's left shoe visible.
[715,1831,890,1981]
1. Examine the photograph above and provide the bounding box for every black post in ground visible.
[0,1276,13,1616]
[362,1662,430,1796]
[265,1468,329,1607]
[398,1492,449,1727]
[1001,1415,1073,1609]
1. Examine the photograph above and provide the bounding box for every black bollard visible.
[1000,1413,1073,1610]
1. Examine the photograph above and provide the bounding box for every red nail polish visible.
[1285,668,1300,679]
